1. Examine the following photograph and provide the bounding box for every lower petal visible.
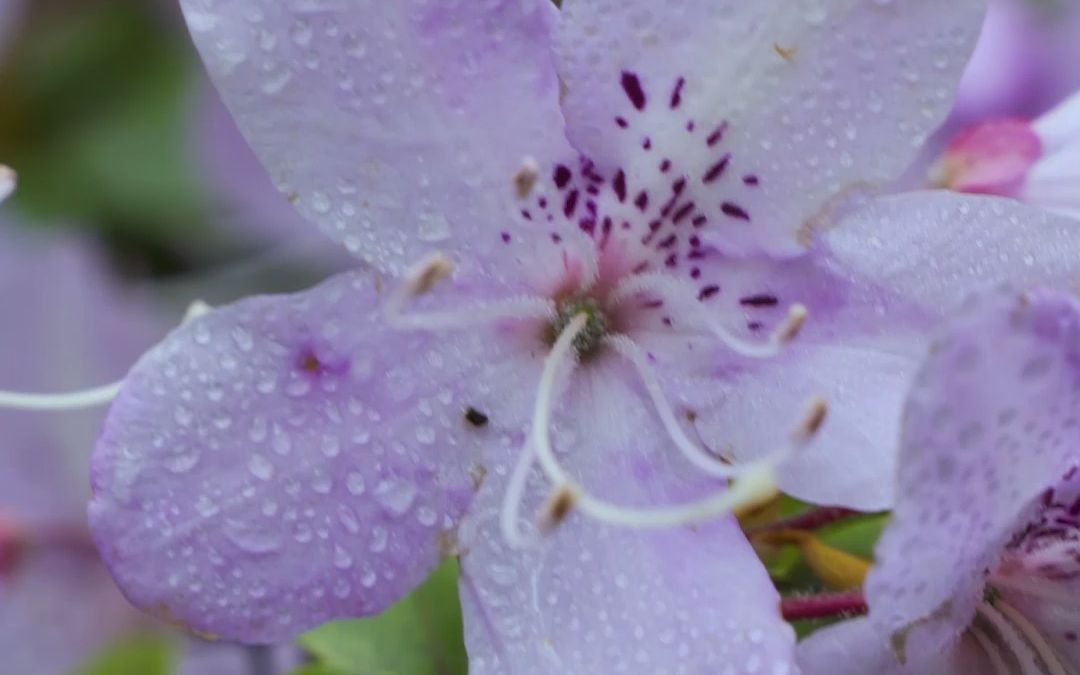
[89,270,539,642]
[455,358,797,674]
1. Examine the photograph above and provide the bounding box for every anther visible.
[776,303,808,343]
[405,252,454,298]
[537,484,579,534]
[793,397,828,444]
[0,165,15,202]
[513,156,541,199]
[385,252,554,331]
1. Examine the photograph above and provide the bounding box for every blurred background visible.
[0,0,1076,673]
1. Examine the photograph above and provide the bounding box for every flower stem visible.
[781,591,867,621]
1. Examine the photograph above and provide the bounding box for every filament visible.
[499,438,542,549]
[971,626,1014,675]
[977,601,1055,675]
[608,273,807,359]
[0,381,124,411]
[384,252,556,330]
[993,597,1070,675]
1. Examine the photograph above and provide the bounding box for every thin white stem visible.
[971,626,1015,675]
[499,438,541,549]
[604,334,740,478]
[977,602,1050,675]
[384,252,555,331]
[993,597,1070,675]
[568,462,777,529]
[0,381,124,411]
[529,314,586,485]
[609,272,806,359]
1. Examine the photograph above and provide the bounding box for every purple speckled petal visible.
[181,0,571,277]
[456,359,796,674]
[89,270,543,643]
[866,289,1080,661]
[555,0,986,255]
[797,618,989,675]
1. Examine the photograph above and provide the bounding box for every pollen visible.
[550,298,610,357]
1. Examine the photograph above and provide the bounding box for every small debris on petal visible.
[513,156,541,199]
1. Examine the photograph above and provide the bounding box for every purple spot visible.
[553,165,572,189]
[620,71,647,110]
[702,154,732,184]
[706,122,729,147]
[632,261,650,274]
[686,120,696,132]
[690,267,701,279]
[660,159,671,173]
[740,294,779,307]
[613,170,627,202]
[672,178,687,195]
[698,285,720,301]
[721,201,751,221]
[672,202,695,224]
[648,220,662,232]
[634,191,649,211]
[692,215,708,228]
[615,116,629,129]
[662,317,673,326]
[748,321,763,331]
[551,232,562,243]
[670,77,685,109]
[689,235,701,247]
[642,137,652,150]
[658,234,677,249]
[743,174,760,186]
[586,184,600,196]
[664,253,678,268]
[563,190,580,218]
[621,220,631,230]
[538,196,548,209]
[1067,632,1078,642]
[501,232,511,243]
[521,209,532,221]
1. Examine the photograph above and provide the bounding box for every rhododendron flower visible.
[799,288,1080,674]
[81,0,1080,671]
[933,90,1080,218]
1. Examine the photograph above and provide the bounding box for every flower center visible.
[550,297,610,358]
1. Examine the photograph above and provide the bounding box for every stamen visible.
[0,381,125,412]
[977,601,1056,675]
[989,574,1080,612]
[971,626,1015,675]
[499,439,541,549]
[385,252,555,331]
[537,484,579,533]
[513,156,541,199]
[0,298,214,413]
[609,273,807,359]
[993,597,1070,675]
[0,165,15,202]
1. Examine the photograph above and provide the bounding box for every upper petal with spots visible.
[556,0,987,255]
[180,0,570,276]
[89,271,542,642]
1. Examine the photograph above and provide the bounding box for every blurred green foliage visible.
[295,561,468,675]
[73,634,174,675]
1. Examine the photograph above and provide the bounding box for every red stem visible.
[751,507,865,535]
[781,591,867,621]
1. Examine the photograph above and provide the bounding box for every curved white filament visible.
[608,272,806,359]
[0,381,124,411]
[499,438,542,549]
[970,626,1015,675]
[992,598,1070,675]
[977,602,1058,675]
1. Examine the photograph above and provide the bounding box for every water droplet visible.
[346,472,366,496]
[369,526,388,553]
[374,478,417,515]
[248,454,275,481]
[333,545,354,570]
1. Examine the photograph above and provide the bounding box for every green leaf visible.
[298,560,468,675]
[72,633,174,675]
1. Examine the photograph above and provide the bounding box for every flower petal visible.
[866,289,1080,660]
[797,618,989,675]
[89,271,540,642]
[180,0,570,276]
[555,0,986,255]
[456,359,797,674]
